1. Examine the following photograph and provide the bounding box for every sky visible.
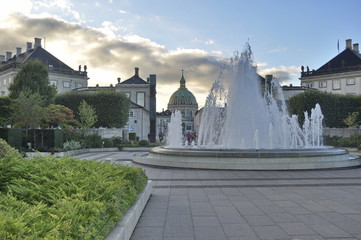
[1,0,361,111]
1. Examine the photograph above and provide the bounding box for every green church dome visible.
[168,71,198,106]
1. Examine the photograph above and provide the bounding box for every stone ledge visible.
[106,180,152,240]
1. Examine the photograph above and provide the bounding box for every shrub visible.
[0,155,148,239]
[324,135,361,148]
[129,133,136,141]
[63,140,82,151]
[55,91,129,128]
[83,134,102,148]
[112,137,122,146]
[0,138,21,158]
[138,140,149,146]
[102,138,114,148]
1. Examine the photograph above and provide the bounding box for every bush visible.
[324,135,361,148]
[112,137,122,146]
[0,155,148,239]
[63,140,82,151]
[0,138,21,158]
[129,133,136,141]
[83,134,102,148]
[138,140,149,146]
[102,138,113,148]
[55,91,129,128]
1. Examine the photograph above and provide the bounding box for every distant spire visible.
[180,69,186,88]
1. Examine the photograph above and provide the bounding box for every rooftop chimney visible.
[346,39,352,49]
[16,47,22,57]
[353,43,359,53]
[26,42,32,51]
[0,55,5,62]
[34,38,42,48]
[135,67,139,76]
[6,52,12,61]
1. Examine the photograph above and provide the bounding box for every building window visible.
[129,111,134,118]
[75,82,83,88]
[125,92,130,98]
[181,110,185,117]
[346,78,355,85]
[307,83,313,88]
[136,92,145,107]
[50,80,57,86]
[319,81,327,88]
[186,126,192,130]
[63,81,71,88]
[333,80,341,90]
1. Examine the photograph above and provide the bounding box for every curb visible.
[106,180,152,240]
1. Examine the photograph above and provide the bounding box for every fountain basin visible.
[133,146,361,170]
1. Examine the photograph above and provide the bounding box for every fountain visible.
[134,44,361,170]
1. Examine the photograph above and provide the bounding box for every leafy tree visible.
[9,60,57,105]
[10,91,47,129]
[77,100,97,135]
[0,96,12,127]
[44,104,75,131]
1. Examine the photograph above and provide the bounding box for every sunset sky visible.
[1,0,360,111]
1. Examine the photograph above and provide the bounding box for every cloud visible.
[0,14,223,110]
[258,65,300,85]
[192,38,215,45]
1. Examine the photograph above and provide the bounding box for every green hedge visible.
[0,138,21,158]
[0,128,22,150]
[22,129,63,151]
[55,91,129,128]
[0,155,148,239]
[288,90,361,128]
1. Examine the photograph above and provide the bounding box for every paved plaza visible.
[75,151,361,240]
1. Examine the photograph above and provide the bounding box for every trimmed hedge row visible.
[55,91,129,128]
[288,90,361,128]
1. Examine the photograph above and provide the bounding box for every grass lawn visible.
[0,155,147,239]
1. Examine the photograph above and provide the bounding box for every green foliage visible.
[45,104,76,131]
[0,138,21,158]
[10,91,47,129]
[324,135,361,148]
[77,100,98,133]
[343,112,360,128]
[0,96,12,126]
[288,90,361,128]
[102,138,114,148]
[129,132,136,141]
[0,155,148,239]
[55,91,129,128]
[63,140,82,151]
[138,140,149,146]
[9,60,57,105]
[83,134,102,148]
[0,128,22,150]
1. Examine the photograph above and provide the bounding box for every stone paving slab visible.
[74,151,361,240]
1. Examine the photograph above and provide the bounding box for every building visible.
[167,70,198,134]
[77,67,157,142]
[300,39,361,95]
[115,67,156,142]
[0,38,88,96]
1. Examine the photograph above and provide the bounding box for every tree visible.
[343,112,360,128]
[44,104,76,131]
[10,90,47,129]
[9,60,57,105]
[77,100,98,135]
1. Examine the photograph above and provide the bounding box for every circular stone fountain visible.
[134,44,361,170]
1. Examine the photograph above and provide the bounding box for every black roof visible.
[0,46,75,72]
[301,48,361,78]
[120,67,149,85]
